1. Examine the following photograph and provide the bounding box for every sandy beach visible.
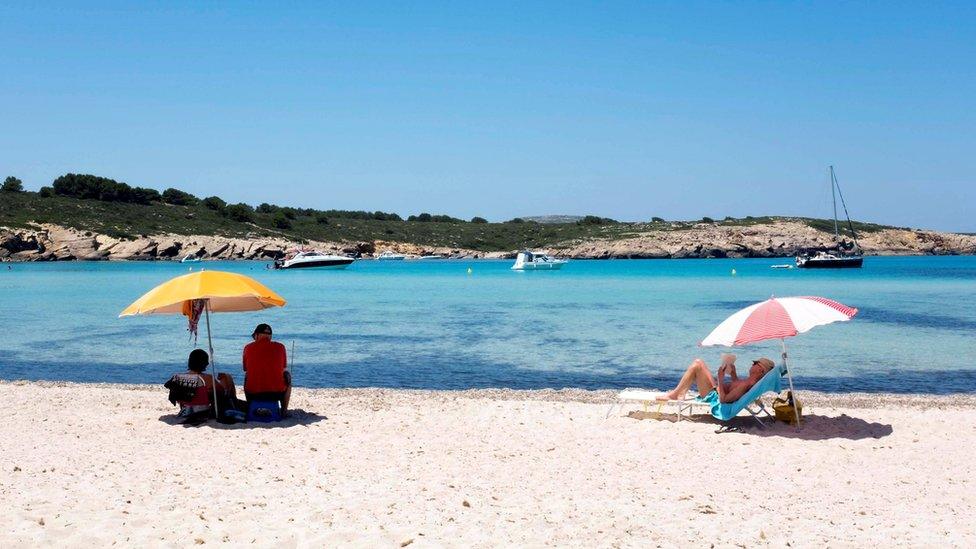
[2,381,974,547]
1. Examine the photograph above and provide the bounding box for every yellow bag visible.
[772,391,803,425]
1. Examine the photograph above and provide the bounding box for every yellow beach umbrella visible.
[119,270,285,316]
[120,270,286,417]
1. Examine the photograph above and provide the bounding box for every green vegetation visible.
[2,177,24,193]
[0,172,904,251]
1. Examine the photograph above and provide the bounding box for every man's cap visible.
[754,357,775,372]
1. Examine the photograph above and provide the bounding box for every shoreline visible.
[4,379,975,409]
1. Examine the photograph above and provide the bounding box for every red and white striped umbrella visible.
[701,296,858,347]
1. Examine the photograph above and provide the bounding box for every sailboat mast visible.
[830,165,839,238]
[832,168,860,251]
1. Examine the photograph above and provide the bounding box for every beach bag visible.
[772,391,803,425]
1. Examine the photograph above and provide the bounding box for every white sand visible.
[1,381,973,547]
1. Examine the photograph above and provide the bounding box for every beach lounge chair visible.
[609,364,785,427]
[607,390,712,421]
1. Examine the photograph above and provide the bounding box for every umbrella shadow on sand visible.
[628,411,893,441]
[158,408,328,429]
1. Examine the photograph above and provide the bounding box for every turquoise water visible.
[1,256,974,393]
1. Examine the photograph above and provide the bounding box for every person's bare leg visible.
[281,371,292,415]
[693,364,717,397]
[658,359,710,400]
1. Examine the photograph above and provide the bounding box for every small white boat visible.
[770,264,794,269]
[416,254,444,260]
[180,254,201,263]
[274,251,354,270]
[511,250,567,270]
[377,250,406,261]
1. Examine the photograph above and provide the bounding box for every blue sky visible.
[1,2,973,231]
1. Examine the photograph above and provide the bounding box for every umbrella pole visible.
[780,338,800,429]
[205,300,220,420]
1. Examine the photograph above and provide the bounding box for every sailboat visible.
[795,166,864,269]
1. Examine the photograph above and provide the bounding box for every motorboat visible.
[511,250,567,270]
[180,254,201,263]
[796,166,863,269]
[377,250,406,261]
[273,251,354,270]
[416,254,444,260]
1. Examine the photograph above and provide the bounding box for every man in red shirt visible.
[242,323,291,414]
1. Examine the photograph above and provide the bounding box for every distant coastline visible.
[2,220,975,262]
[2,180,975,261]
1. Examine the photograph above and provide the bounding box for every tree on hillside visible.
[578,215,617,225]
[161,188,198,206]
[471,216,488,224]
[51,173,160,205]
[202,196,226,211]
[2,176,24,192]
[224,203,254,222]
[256,203,279,214]
[271,212,292,229]
[38,186,54,197]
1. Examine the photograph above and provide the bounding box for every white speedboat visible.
[511,250,567,270]
[273,251,354,270]
[180,254,201,263]
[416,254,444,260]
[377,250,406,261]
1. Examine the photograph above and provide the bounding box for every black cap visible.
[252,323,273,337]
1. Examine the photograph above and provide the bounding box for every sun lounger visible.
[607,390,713,421]
[608,364,786,426]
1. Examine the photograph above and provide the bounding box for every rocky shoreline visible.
[2,221,974,261]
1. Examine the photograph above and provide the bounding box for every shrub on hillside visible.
[38,186,54,198]
[651,216,665,223]
[471,216,488,224]
[506,217,525,224]
[701,216,715,223]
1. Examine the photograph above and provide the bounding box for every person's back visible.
[242,323,291,414]
[243,338,287,393]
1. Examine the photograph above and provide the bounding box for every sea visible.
[1,256,974,393]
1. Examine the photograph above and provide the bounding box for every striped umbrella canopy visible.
[700,296,858,428]
[701,296,858,347]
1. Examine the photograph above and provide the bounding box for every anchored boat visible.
[511,250,567,270]
[796,166,864,269]
[273,251,354,270]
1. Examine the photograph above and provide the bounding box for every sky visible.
[1,2,974,231]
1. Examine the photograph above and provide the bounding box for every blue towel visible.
[697,364,784,421]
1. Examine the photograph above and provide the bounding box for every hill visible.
[2,178,974,260]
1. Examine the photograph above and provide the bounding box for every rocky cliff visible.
[0,224,496,261]
[1,221,974,262]
[552,221,976,258]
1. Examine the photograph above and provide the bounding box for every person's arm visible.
[728,363,738,381]
[720,380,752,403]
[715,364,727,401]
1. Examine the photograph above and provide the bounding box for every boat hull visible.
[512,262,566,270]
[796,256,863,269]
[277,259,354,270]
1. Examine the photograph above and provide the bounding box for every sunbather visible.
[657,354,775,404]
[164,349,238,417]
